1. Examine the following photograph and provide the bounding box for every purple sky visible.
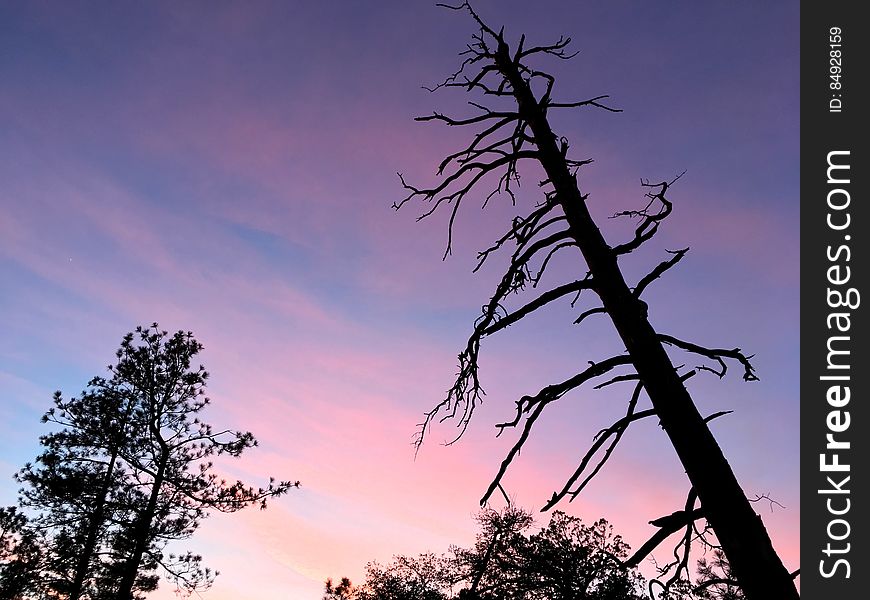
[0,2,798,598]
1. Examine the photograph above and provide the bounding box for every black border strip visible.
[801,2,869,597]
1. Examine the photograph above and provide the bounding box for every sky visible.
[0,1,799,598]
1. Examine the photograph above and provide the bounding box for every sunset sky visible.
[0,1,798,598]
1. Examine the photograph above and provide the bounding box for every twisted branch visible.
[610,173,683,256]
[659,334,758,381]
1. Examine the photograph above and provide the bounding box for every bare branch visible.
[474,205,563,273]
[437,116,521,175]
[633,248,689,298]
[573,306,606,325]
[415,109,518,127]
[437,2,501,41]
[479,355,633,505]
[659,334,759,381]
[544,94,622,113]
[413,227,582,449]
[592,373,640,390]
[625,504,706,569]
[704,410,733,423]
[517,36,577,60]
[749,492,786,512]
[528,241,578,286]
[395,149,540,258]
[542,381,647,510]
[610,172,684,256]
[481,277,594,336]
[666,490,699,589]
[494,355,633,433]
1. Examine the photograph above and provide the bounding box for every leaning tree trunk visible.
[492,46,798,600]
[68,448,118,600]
[114,449,167,600]
[71,396,137,600]
[396,4,796,595]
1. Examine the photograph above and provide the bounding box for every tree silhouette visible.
[395,4,797,599]
[324,556,449,600]
[105,325,297,600]
[454,508,645,600]
[324,577,359,600]
[659,549,747,600]
[691,550,744,600]
[15,367,143,599]
[0,507,44,600]
[323,508,645,600]
[356,555,451,600]
[10,324,298,599]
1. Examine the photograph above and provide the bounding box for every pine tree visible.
[16,376,140,599]
[14,324,298,599]
[107,325,297,600]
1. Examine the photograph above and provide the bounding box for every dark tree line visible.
[0,325,297,599]
[323,508,746,600]
[324,508,646,600]
[396,3,798,598]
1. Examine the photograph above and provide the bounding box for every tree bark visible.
[493,48,798,600]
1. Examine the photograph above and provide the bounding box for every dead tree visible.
[395,4,798,599]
